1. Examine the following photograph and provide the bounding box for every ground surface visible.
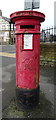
[0,45,55,119]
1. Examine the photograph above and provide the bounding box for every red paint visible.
[10,10,45,89]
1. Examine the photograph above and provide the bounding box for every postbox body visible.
[10,11,45,107]
[16,34,40,89]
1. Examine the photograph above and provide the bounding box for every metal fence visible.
[40,27,56,42]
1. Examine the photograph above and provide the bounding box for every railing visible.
[40,27,56,42]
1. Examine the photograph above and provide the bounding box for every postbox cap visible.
[10,10,45,23]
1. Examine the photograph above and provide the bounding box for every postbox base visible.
[16,86,39,109]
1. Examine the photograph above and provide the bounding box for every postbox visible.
[10,11,45,107]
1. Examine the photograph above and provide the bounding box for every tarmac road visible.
[0,45,55,118]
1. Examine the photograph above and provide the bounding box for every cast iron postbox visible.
[10,10,45,107]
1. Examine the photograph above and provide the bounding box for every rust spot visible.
[28,12,33,16]
[27,88,30,90]
[16,12,23,16]
[23,87,32,91]
[17,85,20,88]
[20,38,22,52]
[34,72,38,87]
[24,30,29,33]
[20,45,22,52]
[24,93,33,97]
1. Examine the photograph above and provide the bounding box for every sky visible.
[0,0,56,29]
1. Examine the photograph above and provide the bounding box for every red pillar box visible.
[10,11,45,107]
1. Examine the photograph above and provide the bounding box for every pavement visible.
[2,45,16,110]
[0,45,55,119]
[0,45,16,120]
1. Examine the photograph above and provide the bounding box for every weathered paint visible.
[10,10,45,90]
[15,34,40,89]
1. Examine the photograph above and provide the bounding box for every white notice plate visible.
[24,34,33,49]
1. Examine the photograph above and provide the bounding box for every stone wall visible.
[40,43,56,66]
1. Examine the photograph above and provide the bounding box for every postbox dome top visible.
[10,10,45,23]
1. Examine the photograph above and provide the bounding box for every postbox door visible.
[16,34,40,89]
